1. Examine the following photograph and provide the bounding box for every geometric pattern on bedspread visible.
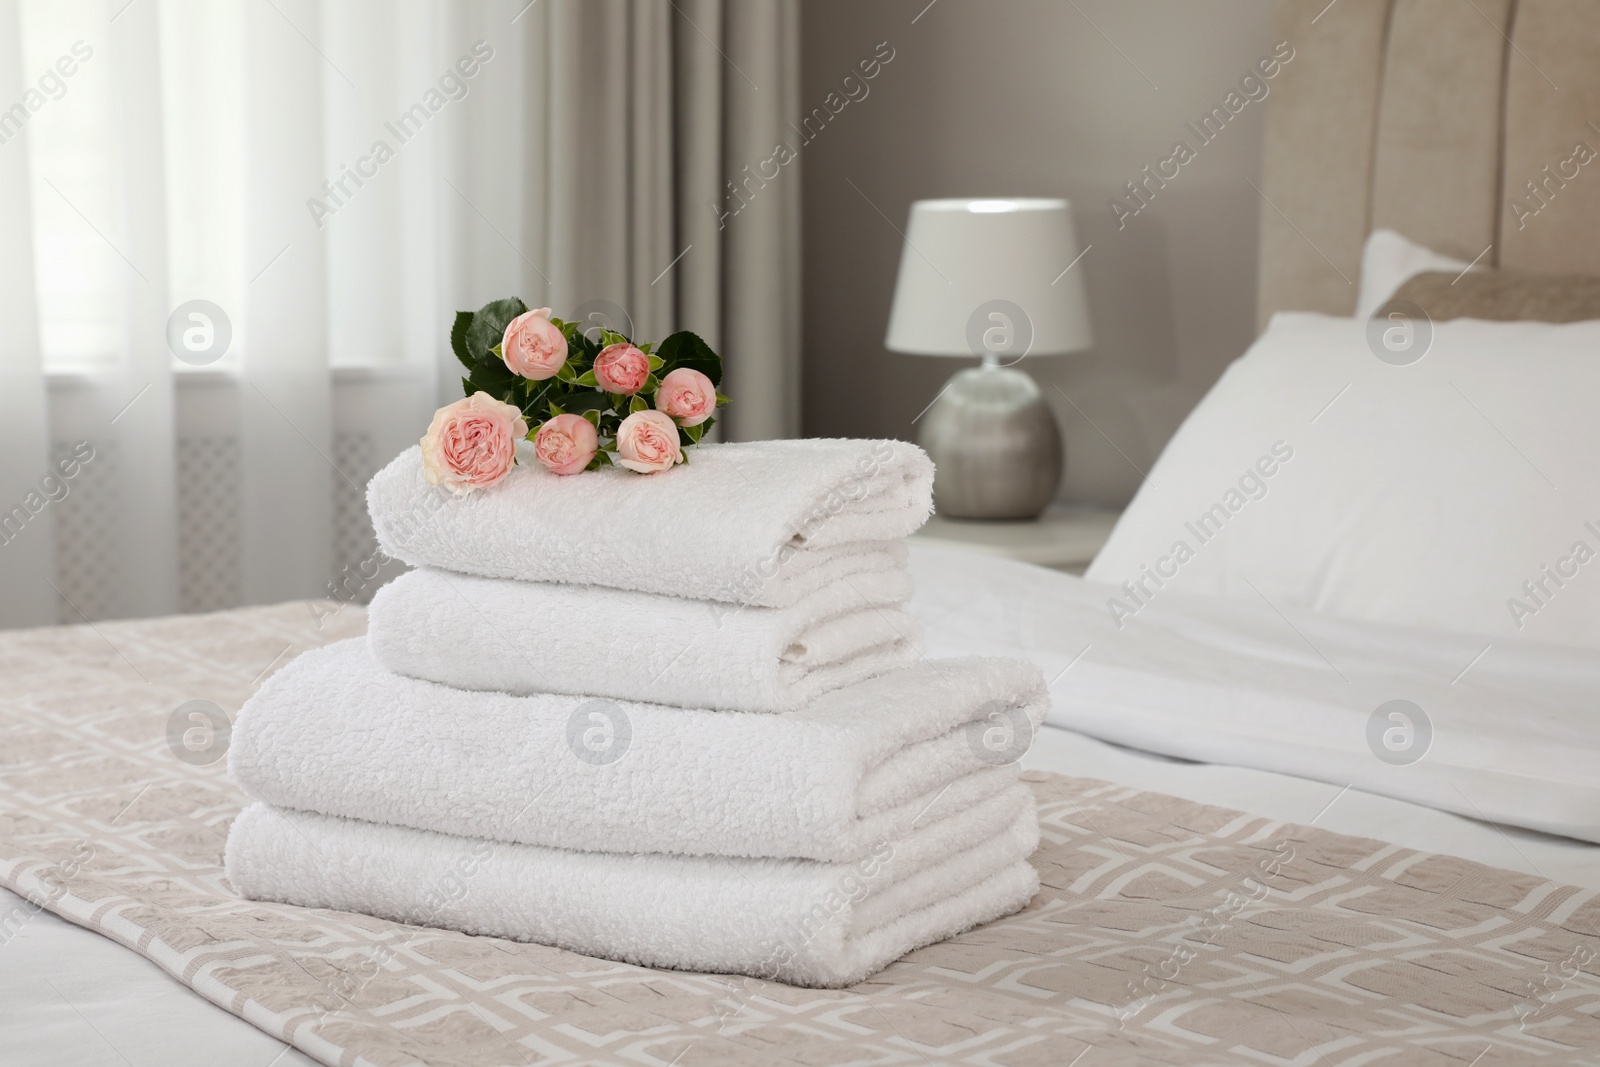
[1,603,1598,1067]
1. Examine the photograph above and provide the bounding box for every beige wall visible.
[799,0,1275,507]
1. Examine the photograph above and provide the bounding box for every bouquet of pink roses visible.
[420,299,727,494]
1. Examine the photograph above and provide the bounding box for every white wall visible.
[800,0,1275,507]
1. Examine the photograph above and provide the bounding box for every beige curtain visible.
[519,0,801,441]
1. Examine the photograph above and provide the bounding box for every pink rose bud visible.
[593,342,650,395]
[533,413,598,476]
[655,367,718,427]
[615,409,684,474]
[501,307,568,380]
[420,392,528,494]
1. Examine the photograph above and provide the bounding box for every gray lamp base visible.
[917,361,1063,520]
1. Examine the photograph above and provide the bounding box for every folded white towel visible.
[367,438,934,607]
[225,785,1040,988]
[230,639,1048,861]
[367,566,922,713]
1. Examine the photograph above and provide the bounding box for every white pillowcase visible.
[1355,228,1476,319]
[1086,311,1600,647]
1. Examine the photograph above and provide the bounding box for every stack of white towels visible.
[225,438,1047,987]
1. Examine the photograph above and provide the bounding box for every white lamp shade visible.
[884,198,1093,358]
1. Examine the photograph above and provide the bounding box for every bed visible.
[5,1,1600,1064]
[4,580,1598,1067]
[4,567,1598,1066]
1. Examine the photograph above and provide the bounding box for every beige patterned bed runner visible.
[2,603,1599,1066]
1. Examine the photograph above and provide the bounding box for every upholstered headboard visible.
[1257,0,1600,329]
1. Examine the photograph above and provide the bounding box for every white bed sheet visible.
[0,890,317,1067]
[912,542,1600,845]
[1026,726,1600,889]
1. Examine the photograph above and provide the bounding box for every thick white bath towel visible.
[367,438,934,607]
[225,784,1040,988]
[230,639,1048,861]
[367,566,922,713]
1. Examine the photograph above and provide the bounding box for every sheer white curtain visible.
[0,3,52,623]
[0,0,800,630]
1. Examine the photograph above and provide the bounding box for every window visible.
[19,0,120,373]
[22,0,249,375]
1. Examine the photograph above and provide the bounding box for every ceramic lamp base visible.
[917,362,1063,520]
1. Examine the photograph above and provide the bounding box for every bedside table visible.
[911,505,1120,574]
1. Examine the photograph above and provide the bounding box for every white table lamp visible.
[885,198,1093,519]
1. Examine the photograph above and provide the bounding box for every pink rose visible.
[501,307,568,380]
[533,413,598,476]
[615,410,683,474]
[593,343,650,395]
[420,392,528,494]
[655,367,718,427]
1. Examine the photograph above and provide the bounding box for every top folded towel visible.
[367,438,934,606]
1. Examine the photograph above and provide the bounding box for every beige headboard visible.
[1257,0,1600,329]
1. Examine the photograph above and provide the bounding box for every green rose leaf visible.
[628,394,648,414]
[646,355,664,371]
[581,409,601,428]
[714,392,731,405]
[555,388,611,413]
[450,311,475,370]
[682,420,705,444]
[464,297,529,364]
[574,370,599,387]
[466,352,521,398]
[654,330,721,385]
[570,328,601,363]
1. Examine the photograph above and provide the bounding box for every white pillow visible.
[1355,229,1475,319]
[1086,312,1600,647]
